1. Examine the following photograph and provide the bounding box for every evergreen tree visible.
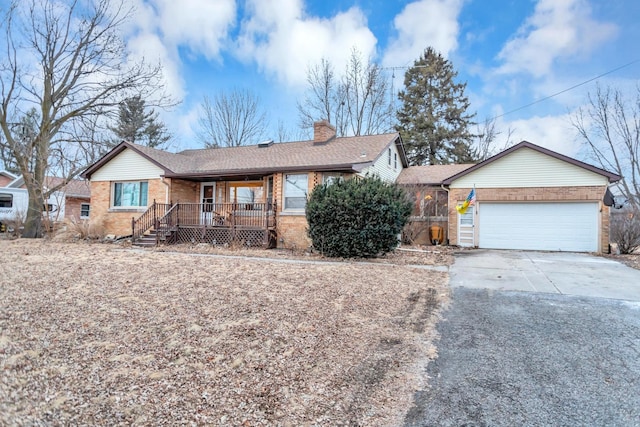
[110,95,171,148]
[396,47,477,165]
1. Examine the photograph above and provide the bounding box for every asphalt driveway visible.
[405,250,640,426]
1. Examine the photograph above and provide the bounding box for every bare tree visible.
[297,58,340,135]
[298,49,394,137]
[197,89,267,148]
[0,0,168,238]
[573,84,640,209]
[473,117,515,161]
[610,206,640,254]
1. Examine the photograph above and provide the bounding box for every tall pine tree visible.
[396,47,477,165]
[110,95,171,149]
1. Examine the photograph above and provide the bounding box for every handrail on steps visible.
[131,200,172,240]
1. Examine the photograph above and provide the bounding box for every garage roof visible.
[442,141,621,185]
[397,164,475,185]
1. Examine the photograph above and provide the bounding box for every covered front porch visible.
[132,200,277,247]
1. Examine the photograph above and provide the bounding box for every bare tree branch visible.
[0,0,173,238]
[572,84,640,209]
[196,89,267,148]
[298,48,394,137]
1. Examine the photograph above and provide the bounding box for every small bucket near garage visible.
[429,225,444,245]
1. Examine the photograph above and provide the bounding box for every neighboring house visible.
[44,177,92,221]
[0,170,17,187]
[3,175,91,222]
[81,121,408,248]
[398,141,620,253]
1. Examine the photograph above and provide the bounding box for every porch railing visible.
[133,201,277,240]
[167,202,277,229]
[132,201,172,239]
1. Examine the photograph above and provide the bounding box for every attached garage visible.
[442,141,621,253]
[478,202,599,252]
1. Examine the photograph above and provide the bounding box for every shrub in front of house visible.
[306,176,412,258]
[611,206,640,254]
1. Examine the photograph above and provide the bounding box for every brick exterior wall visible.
[313,120,336,143]
[277,214,311,249]
[448,186,610,253]
[0,175,13,187]
[90,178,166,236]
[274,171,313,249]
[64,196,89,220]
[170,179,198,203]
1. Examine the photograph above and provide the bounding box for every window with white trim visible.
[394,153,398,170]
[0,193,12,208]
[323,173,343,185]
[284,173,308,210]
[112,181,148,207]
[388,148,392,166]
[80,203,90,218]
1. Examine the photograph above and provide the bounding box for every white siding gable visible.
[450,147,608,188]
[91,149,164,181]
[361,142,403,182]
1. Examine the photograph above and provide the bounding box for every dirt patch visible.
[144,242,455,267]
[605,253,640,271]
[0,240,449,426]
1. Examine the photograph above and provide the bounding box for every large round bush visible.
[306,176,412,258]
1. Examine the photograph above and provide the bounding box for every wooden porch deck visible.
[133,201,277,247]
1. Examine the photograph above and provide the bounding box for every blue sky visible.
[123,0,640,158]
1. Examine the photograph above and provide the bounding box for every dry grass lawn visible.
[0,239,450,426]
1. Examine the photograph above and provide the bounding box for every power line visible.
[492,59,640,120]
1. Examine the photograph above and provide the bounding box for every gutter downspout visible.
[440,184,450,245]
[160,176,170,204]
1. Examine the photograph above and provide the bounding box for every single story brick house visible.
[398,141,620,253]
[81,121,408,248]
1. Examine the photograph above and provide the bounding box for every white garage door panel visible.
[479,202,598,252]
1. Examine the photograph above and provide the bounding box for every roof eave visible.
[442,141,622,185]
[164,163,370,179]
[81,141,174,179]
[394,134,410,168]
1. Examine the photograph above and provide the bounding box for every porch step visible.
[133,229,171,247]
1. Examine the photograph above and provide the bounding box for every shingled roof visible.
[83,132,406,179]
[397,164,475,186]
[45,177,91,198]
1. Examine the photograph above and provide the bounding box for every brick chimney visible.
[313,120,336,143]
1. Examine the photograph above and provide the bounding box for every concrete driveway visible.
[450,249,640,301]
[404,250,640,426]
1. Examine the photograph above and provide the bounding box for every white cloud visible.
[496,0,617,77]
[154,0,236,60]
[236,0,377,87]
[382,0,464,67]
[123,0,237,101]
[498,113,580,157]
[126,32,185,100]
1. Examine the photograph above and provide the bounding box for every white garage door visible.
[478,202,599,252]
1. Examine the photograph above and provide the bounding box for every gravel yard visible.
[0,239,449,426]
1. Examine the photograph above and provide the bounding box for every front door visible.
[200,182,216,224]
[458,206,475,247]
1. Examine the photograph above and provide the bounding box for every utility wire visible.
[492,59,640,120]
[383,59,640,120]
